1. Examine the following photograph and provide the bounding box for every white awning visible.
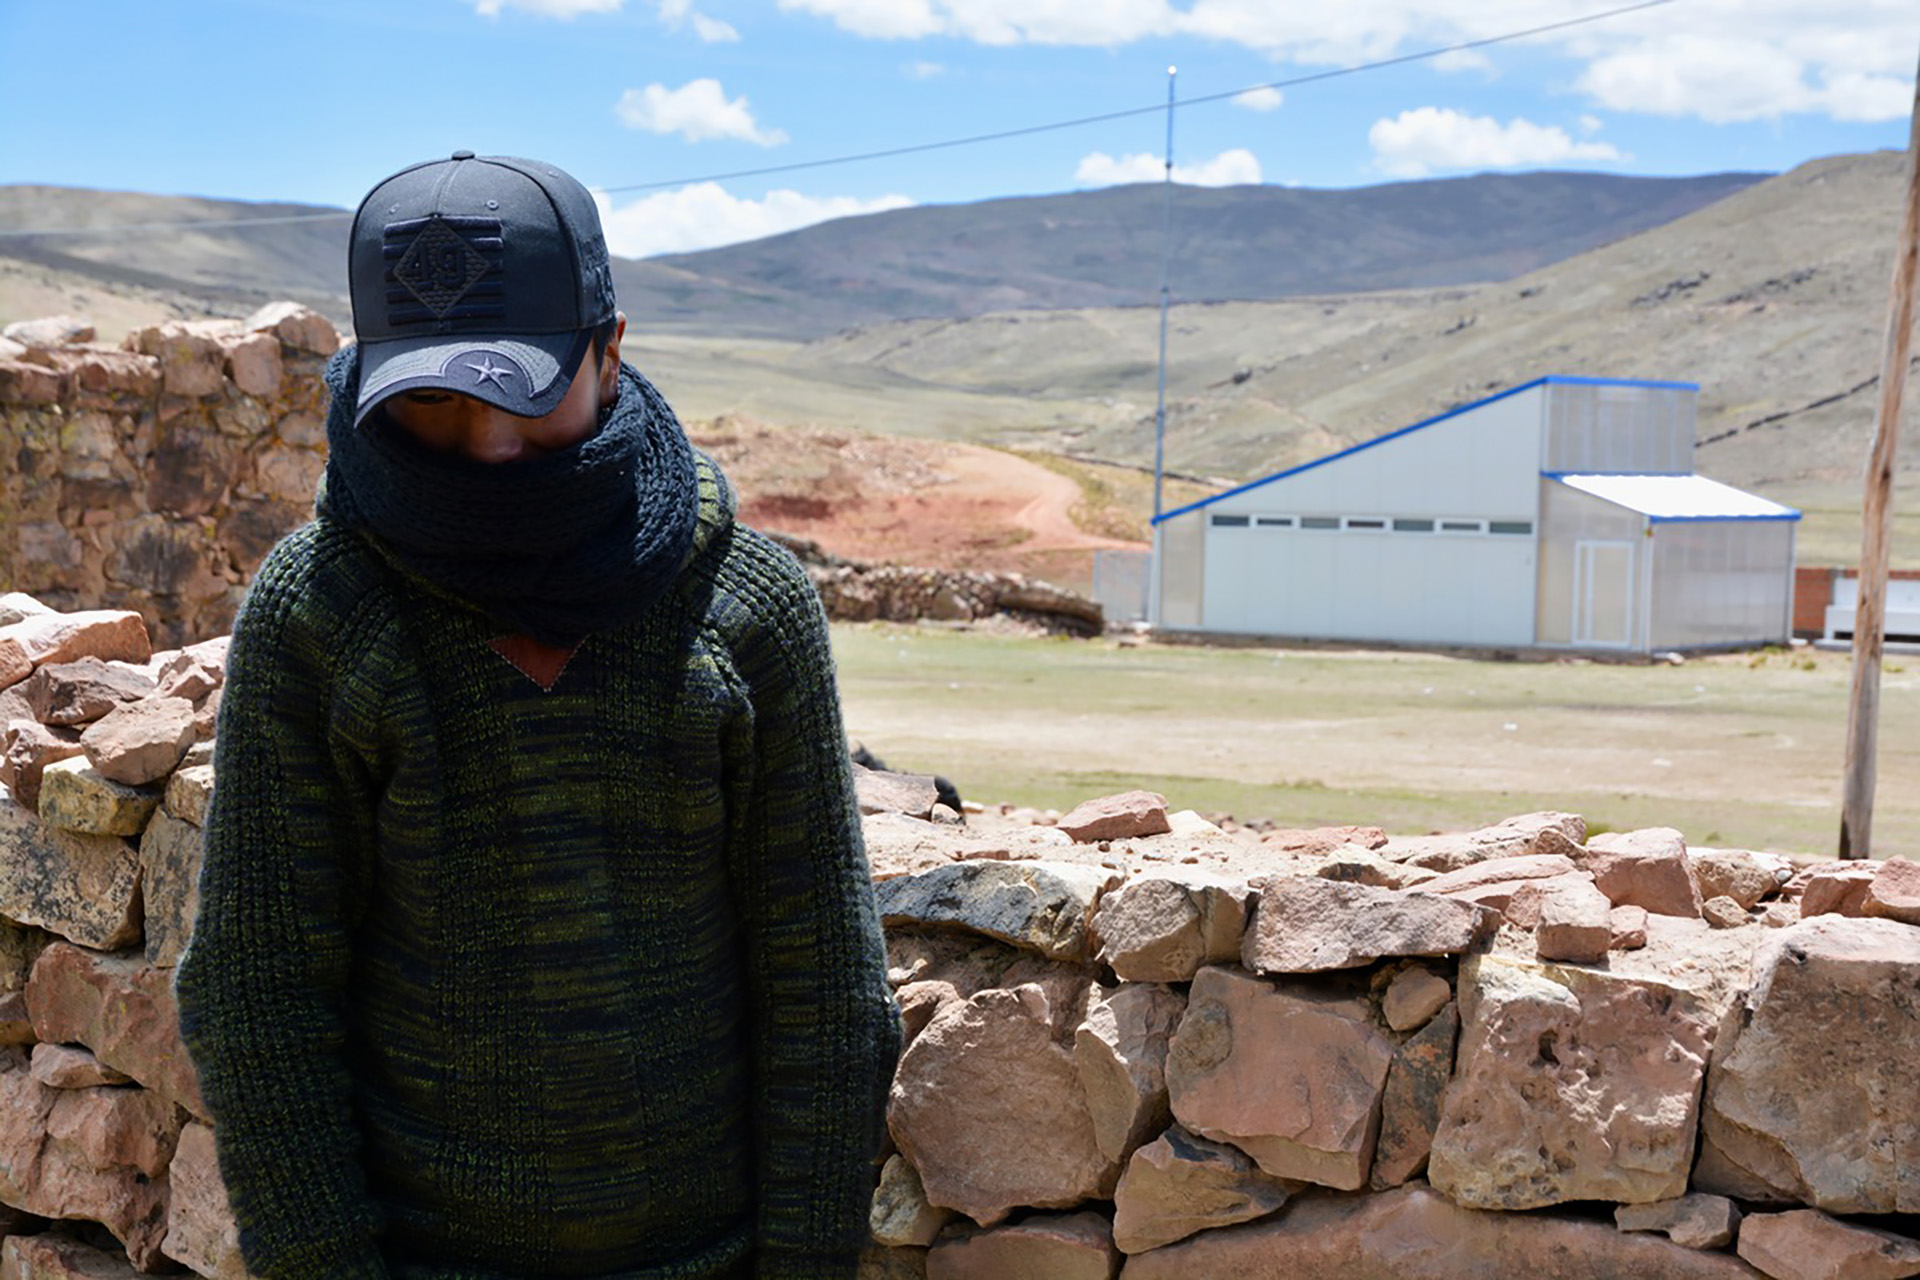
[1549,473,1800,522]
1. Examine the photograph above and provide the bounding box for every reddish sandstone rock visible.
[1864,857,1920,926]
[1370,1001,1459,1190]
[1377,812,1586,874]
[889,984,1115,1225]
[152,637,227,703]
[1241,877,1498,974]
[1702,894,1751,929]
[1531,878,1615,963]
[1112,1125,1292,1254]
[0,802,141,950]
[29,1044,131,1090]
[162,1121,252,1279]
[1491,872,1594,929]
[79,695,196,787]
[1428,953,1715,1209]
[1259,825,1387,855]
[22,659,156,727]
[1167,966,1392,1190]
[1073,982,1186,1163]
[1576,827,1703,918]
[1614,1193,1741,1250]
[1381,967,1451,1032]
[222,330,283,398]
[243,301,340,355]
[0,1234,144,1279]
[1737,1208,1920,1280]
[1799,863,1877,918]
[25,943,203,1119]
[894,980,962,1051]
[1699,916,1920,1214]
[1,720,85,813]
[1418,853,1582,898]
[854,765,943,820]
[0,613,151,678]
[1117,1182,1765,1279]
[1057,791,1171,842]
[1092,871,1250,982]
[1610,904,1650,950]
[1302,844,1438,890]
[1690,848,1789,910]
[0,991,34,1045]
[928,1211,1119,1280]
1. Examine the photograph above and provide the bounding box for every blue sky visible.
[2,0,1915,257]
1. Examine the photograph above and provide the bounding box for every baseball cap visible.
[347,151,618,427]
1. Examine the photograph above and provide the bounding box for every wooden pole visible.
[1839,47,1920,859]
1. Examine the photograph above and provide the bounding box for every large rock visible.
[1576,827,1703,918]
[1378,812,1586,873]
[1117,1182,1763,1279]
[1864,857,1920,925]
[1,720,84,812]
[1699,916,1920,1213]
[162,1121,251,1279]
[1371,1001,1458,1190]
[0,1235,144,1279]
[889,984,1115,1225]
[1417,853,1583,898]
[25,943,203,1119]
[1736,1208,1920,1280]
[1381,967,1451,1032]
[0,790,141,950]
[1073,982,1185,1163]
[1111,1125,1292,1254]
[1166,966,1393,1190]
[1799,863,1877,919]
[0,613,151,679]
[875,860,1121,961]
[927,1211,1119,1280]
[22,658,155,726]
[139,809,204,968]
[855,765,942,820]
[1240,877,1497,974]
[163,763,214,828]
[1690,848,1789,911]
[79,695,196,787]
[34,758,160,837]
[1530,876,1615,964]
[1428,952,1715,1209]
[1092,871,1249,982]
[1057,791,1170,843]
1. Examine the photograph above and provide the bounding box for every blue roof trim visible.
[1648,511,1803,524]
[1154,374,1697,525]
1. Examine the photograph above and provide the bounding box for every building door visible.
[1574,540,1635,647]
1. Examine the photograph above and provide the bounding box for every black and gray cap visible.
[347,151,618,426]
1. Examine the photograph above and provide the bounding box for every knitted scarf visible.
[317,346,698,648]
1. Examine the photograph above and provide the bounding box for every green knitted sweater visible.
[175,456,900,1279]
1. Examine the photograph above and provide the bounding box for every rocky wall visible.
[0,307,339,650]
[3,596,1920,1279]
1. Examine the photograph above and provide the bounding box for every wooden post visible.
[1839,47,1920,859]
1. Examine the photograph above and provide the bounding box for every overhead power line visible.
[0,0,1677,241]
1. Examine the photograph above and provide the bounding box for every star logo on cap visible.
[467,356,516,388]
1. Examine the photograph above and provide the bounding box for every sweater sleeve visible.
[174,531,392,1279]
[723,548,901,1278]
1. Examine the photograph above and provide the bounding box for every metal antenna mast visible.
[1152,66,1177,520]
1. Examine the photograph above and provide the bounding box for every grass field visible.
[833,624,1920,859]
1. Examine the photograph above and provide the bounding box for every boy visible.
[176,152,900,1279]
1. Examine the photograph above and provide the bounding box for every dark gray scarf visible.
[317,346,699,648]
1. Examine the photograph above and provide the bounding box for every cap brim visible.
[354,328,594,426]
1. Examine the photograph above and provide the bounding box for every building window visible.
[1490,520,1534,535]
[1393,518,1436,533]
[1343,517,1388,531]
[1301,516,1340,530]
[1210,514,1251,528]
[1255,515,1296,529]
[1438,519,1486,534]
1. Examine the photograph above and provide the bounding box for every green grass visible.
[832,623,1920,858]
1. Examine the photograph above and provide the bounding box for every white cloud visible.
[775,0,1920,127]
[593,184,916,257]
[655,0,739,40]
[1075,148,1263,187]
[468,0,622,16]
[1232,86,1284,111]
[1578,114,1603,135]
[1369,108,1626,178]
[614,79,788,146]
[907,60,947,79]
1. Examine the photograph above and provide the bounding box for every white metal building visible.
[1151,376,1800,653]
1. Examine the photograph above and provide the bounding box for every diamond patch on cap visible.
[393,219,495,318]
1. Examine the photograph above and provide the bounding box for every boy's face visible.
[383,315,626,464]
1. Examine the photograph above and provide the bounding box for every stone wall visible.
[0,307,339,651]
[4,599,1920,1277]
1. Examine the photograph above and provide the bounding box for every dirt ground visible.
[687,414,1147,593]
